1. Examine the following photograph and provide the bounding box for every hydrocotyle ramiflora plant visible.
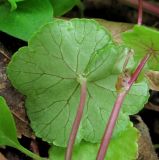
[0,0,79,41]
[122,25,159,70]
[0,96,45,160]
[7,0,24,11]
[96,25,159,159]
[0,0,53,41]
[95,1,159,158]
[50,0,80,16]
[7,19,149,159]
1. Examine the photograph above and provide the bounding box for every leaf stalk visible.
[119,0,159,18]
[16,144,46,160]
[96,53,151,160]
[138,0,143,25]
[65,80,87,160]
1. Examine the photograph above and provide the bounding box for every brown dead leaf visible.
[0,153,7,160]
[115,69,131,92]
[0,43,33,138]
[145,71,159,91]
[63,18,134,43]
[133,116,158,160]
[96,18,133,43]
[145,102,159,112]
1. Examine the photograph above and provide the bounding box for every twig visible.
[11,110,29,124]
[0,49,11,60]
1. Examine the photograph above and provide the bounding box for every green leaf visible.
[7,0,17,11]
[7,0,24,11]
[7,19,149,147]
[0,96,45,160]
[50,0,79,16]
[122,25,159,70]
[0,0,53,41]
[49,122,139,160]
[0,96,19,147]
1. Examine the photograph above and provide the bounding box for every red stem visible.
[96,53,151,160]
[128,53,151,85]
[138,0,143,25]
[119,0,159,17]
[65,81,87,160]
[96,92,126,160]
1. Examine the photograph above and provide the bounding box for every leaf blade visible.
[7,19,149,148]
[0,0,53,41]
[0,96,19,147]
[122,25,159,70]
[50,0,79,16]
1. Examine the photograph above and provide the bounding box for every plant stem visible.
[138,0,143,25]
[96,53,151,160]
[77,0,85,18]
[119,0,159,18]
[96,92,126,160]
[16,144,46,160]
[128,53,150,86]
[65,80,87,160]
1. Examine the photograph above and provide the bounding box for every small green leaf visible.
[7,19,149,147]
[0,96,19,147]
[50,0,79,16]
[7,0,17,11]
[7,0,24,11]
[122,25,159,70]
[0,96,45,160]
[0,0,53,41]
[49,122,139,160]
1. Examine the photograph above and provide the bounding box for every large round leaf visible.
[7,19,149,147]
